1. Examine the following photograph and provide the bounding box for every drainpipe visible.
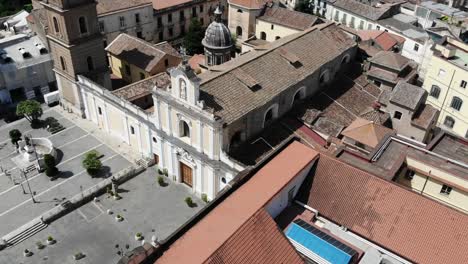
[438,65,456,123]
[421,175,429,195]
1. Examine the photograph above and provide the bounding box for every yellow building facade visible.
[106,34,182,84]
[396,155,468,213]
[423,38,468,138]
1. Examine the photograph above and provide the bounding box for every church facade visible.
[76,22,357,199]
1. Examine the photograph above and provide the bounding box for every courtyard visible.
[0,107,204,263]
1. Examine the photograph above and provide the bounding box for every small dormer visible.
[169,60,200,107]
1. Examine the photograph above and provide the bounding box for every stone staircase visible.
[2,220,48,248]
[135,157,153,169]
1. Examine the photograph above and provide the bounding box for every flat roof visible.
[156,141,318,263]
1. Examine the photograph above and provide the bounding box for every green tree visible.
[43,154,58,177]
[0,0,31,16]
[82,150,102,176]
[16,100,43,127]
[295,1,313,14]
[9,129,22,148]
[183,18,205,55]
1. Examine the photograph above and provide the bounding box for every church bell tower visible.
[41,0,110,115]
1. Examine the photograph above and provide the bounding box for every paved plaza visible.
[0,108,204,263]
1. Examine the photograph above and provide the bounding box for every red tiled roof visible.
[152,0,192,10]
[229,0,269,9]
[156,141,318,264]
[304,155,468,264]
[205,208,303,264]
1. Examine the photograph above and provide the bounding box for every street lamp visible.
[21,169,36,203]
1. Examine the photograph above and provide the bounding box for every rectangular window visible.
[180,10,185,21]
[200,5,204,13]
[157,17,162,27]
[271,24,274,30]
[135,13,140,24]
[130,126,135,135]
[119,16,126,28]
[461,80,467,88]
[98,107,102,115]
[164,59,169,67]
[192,7,197,17]
[99,21,105,33]
[159,31,163,41]
[413,43,419,51]
[440,184,452,195]
[168,27,173,37]
[394,111,402,120]
[168,13,172,23]
[137,31,143,39]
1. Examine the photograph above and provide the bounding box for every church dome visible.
[202,7,233,50]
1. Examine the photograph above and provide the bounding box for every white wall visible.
[265,161,315,218]
[98,5,154,44]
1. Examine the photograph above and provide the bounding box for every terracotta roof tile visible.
[199,23,356,124]
[229,0,269,9]
[302,155,468,264]
[341,118,393,148]
[96,0,152,15]
[204,209,304,264]
[112,72,171,101]
[156,141,318,264]
[369,51,409,71]
[258,6,321,31]
[152,0,192,10]
[106,34,181,73]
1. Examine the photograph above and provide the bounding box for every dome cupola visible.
[202,7,233,66]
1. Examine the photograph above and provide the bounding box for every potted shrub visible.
[157,176,166,186]
[201,194,208,203]
[23,249,32,257]
[82,150,102,177]
[9,129,22,149]
[185,197,194,207]
[135,232,143,241]
[36,241,45,250]
[73,252,85,260]
[46,236,55,245]
[115,214,124,222]
[44,154,59,177]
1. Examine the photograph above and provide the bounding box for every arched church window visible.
[180,121,190,138]
[236,26,242,37]
[79,17,88,34]
[180,79,187,100]
[53,17,60,33]
[87,56,94,71]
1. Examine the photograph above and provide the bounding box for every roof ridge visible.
[112,72,168,93]
[200,23,340,86]
[110,33,166,56]
[327,151,468,218]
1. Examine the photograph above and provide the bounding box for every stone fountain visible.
[12,136,56,170]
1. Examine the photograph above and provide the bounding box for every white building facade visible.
[78,65,243,200]
[97,3,155,45]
